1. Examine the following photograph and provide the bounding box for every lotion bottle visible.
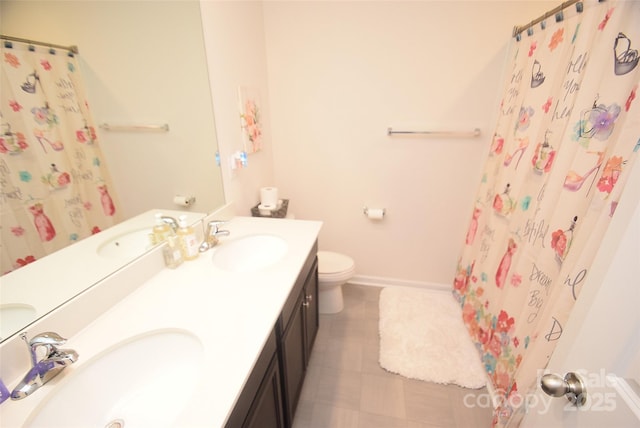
[153,213,172,244]
[177,215,199,261]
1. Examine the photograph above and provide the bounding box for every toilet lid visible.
[317,251,354,274]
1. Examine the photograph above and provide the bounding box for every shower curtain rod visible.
[0,34,79,54]
[512,0,584,38]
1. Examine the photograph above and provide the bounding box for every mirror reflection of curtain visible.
[453,1,639,426]
[1,41,121,274]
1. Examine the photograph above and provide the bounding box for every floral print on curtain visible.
[453,1,640,427]
[1,41,121,274]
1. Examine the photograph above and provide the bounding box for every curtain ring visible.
[555,11,564,22]
[576,2,584,13]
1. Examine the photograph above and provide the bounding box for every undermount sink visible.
[96,228,154,260]
[25,329,204,428]
[0,304,37,340]
[212,234,288,273]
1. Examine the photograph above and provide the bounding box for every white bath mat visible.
[378,286,486,389]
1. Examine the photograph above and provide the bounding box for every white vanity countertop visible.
[1,216,322,427]
[0,209,204,332]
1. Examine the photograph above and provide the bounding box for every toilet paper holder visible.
[363,206,386,219]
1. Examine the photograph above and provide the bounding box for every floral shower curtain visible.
[453,1,639,427]
[1,40,121,274]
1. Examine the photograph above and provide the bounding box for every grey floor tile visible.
[292,399,315,428]
[320,338,363,372]
[360,373,407,419]
[315,366,362,411]
[330,316,371,343]
[448,385,494,427]
[403,378,456,426]
[310,402,360,428]
[299,365,321,402]
[358,411,409,428]
[361,341,389,376]
[407,421,455,428]
[298,284,492,428]
[336,298,367,320]
[364,299,380,320]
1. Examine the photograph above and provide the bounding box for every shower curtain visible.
[453,1,639,426]
[1,40,121,274]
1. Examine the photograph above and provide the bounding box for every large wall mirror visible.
[0,1,225,342]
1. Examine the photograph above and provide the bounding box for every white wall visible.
[1,1,225,219]
[262,1,555,284]
[200,1,276,216]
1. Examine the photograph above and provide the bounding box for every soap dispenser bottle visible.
[153,213,172,244]
[177,215,199,261]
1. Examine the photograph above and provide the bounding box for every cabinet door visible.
[244,355,285,428]
[303,259,319,361]
[281,294,307,426]
[226,329,282,428]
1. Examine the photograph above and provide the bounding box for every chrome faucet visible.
[199,220,230,252]
[10,332,79,400]
[161,216,179,232]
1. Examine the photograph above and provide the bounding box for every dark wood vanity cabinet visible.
[225,329,285,428]
[278,246,319,427]
[243,355,285,428]
[226,242,319,428]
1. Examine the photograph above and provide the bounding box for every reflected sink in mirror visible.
[96,228,155,261]
[212,234,288,273]
[25,329,204,428]
[0,304,36,340]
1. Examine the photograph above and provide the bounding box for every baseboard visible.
[350,274,451,293]
[608,376,640,421]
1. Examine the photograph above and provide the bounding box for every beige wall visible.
[200,1,276,215]
[261,1,555,284]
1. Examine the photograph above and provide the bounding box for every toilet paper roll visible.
[366,208,385,220]
[260,187,279,207]
[173,195,195,207]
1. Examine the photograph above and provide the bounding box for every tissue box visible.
[251,199,289,218]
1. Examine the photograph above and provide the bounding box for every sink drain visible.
[105,419,125,428]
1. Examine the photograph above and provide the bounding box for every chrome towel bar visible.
[387,127,481,138]
[99,123,170,132]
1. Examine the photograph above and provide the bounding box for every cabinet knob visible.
[306,294,313,302]
[302,301,310,307]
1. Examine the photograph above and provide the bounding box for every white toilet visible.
[317,251,355,314]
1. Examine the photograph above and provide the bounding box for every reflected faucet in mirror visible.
[11,331,78,400]
[161,216,179,232]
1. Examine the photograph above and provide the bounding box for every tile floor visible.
[292,284,494,428]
